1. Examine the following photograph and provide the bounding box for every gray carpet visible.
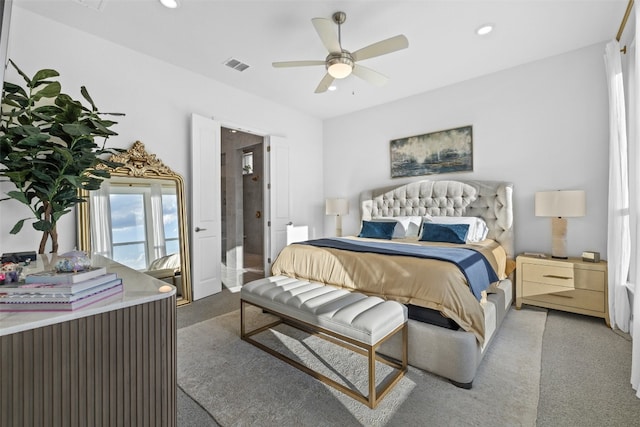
[177,305,546,426]
[536,310,640,427]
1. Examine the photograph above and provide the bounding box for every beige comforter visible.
[271,236,508,345]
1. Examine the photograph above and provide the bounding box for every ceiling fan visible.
[272,11,409,93]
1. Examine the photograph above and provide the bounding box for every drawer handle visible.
[543,274,572,280]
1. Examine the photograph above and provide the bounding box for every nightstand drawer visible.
[522,283,605,312]
[522,263,574,288]
[575,268,606,292]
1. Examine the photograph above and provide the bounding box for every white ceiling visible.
[16,0,630,120]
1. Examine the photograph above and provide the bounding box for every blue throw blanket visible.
[298,238,498,301]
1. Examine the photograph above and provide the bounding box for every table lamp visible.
[534,190,586,259]
[326,198,349,237]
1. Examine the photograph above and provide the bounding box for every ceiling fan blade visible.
[352,64,389,87]
[272,60,326,68]
[314,73,335,93]
[312,17,341,53]
[352,35,409,62]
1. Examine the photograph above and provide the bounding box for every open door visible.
[190,114,222,299]
[265,136,290,274]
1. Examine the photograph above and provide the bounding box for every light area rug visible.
[177,306,546,427]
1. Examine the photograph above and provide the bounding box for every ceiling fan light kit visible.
[272,11,409,93]
[327,52,354,78]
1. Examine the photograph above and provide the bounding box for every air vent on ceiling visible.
[224,58,250,72]
[74,0,107,11]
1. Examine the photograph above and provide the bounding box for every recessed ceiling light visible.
[328,85,337,91]
[476,24,494,36]
[160,0,179,9]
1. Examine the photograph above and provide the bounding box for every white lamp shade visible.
[535,190,586,218]
[325,198,349,216]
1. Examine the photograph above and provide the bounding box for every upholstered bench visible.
[240,275,408,409]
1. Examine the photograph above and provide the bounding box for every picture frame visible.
[390,125,473,178]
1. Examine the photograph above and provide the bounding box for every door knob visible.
[195,227,207,232]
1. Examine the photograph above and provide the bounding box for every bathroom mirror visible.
[77,141,192,305]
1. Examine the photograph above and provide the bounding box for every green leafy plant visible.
[0,60,124,254]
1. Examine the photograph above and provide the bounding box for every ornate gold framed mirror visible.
[77,141,192,305]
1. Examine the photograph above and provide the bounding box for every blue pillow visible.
[420,223,470,244]
[358,220,396,240]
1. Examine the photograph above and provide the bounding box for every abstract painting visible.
[390,125,473,178]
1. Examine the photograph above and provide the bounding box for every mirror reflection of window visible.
[108,182,178,271]
[110,192,148,270]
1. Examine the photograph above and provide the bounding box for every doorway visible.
[220,127,265,290]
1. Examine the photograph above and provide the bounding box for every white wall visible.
[0,7,324,255]
[324,43,610,258]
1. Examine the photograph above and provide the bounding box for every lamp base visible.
[551,217,568,259]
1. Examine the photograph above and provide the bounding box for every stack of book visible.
[0,266,123,312]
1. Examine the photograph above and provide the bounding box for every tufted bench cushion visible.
[242,275,407,345]
[241,275,408,408]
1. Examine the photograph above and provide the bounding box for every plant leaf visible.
[15,134,50,147]
[9,60,31,85]
[33,219,52,232]
[61,123,92,136]
[31,169,54,183]
[80,86,97,111]
[32,69,60,82]
[2,171,29,184]
[33,81,61,100]
[87,168,111,178]
[2,81,28,97]
[51,211,65,222]
[10,219,25,234]
[62,175,82,187]
[3,97,28,109]
[7,190,29,204]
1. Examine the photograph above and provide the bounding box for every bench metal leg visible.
[240,299,408,409]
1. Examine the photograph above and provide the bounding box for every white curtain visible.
[607,3,640,398]
[150,182,166,263]
[605,40,632,332]
[89,181,113,259]
[628,5,640,399]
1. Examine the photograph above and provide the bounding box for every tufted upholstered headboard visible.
[360,180,514,258]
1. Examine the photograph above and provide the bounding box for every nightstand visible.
[515,254,609,326]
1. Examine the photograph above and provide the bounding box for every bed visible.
[271,179,514,388]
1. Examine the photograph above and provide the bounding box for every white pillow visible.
[422,215,489,242]
[371,216,422,238]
